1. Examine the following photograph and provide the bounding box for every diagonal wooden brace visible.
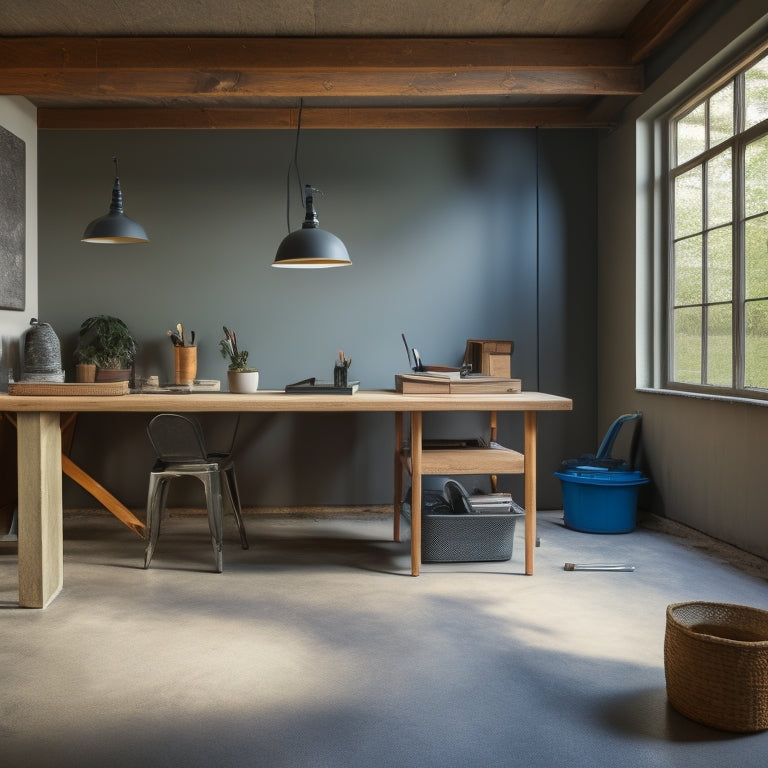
[60,454,146,539]
[4,412,146,539]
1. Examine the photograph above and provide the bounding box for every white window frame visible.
[664,42,768,400]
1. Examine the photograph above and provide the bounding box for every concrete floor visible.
[1,509,767,768]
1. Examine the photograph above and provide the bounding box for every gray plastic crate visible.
[404,500,524,563]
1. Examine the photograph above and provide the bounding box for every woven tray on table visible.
[664,601,768,732]
[8,381,129,396]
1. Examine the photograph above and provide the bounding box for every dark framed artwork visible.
[0,125,26,311]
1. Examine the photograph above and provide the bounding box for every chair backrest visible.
[147,413,209,463]
[204,412,241,456]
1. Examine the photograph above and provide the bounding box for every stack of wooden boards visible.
[396,338,519,393]
[395,372,521,394]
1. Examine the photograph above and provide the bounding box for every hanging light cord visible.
[285,99,305,233]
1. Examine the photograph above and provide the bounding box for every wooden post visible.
[410,411,423,576]
[489,411,498,492]
[393,412,403,542]
[18,412,63,608]
[524,411,537,575]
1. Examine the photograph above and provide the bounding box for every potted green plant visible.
[76,315,137,383]
[73,331,99,382]
[73,344,98,382]
[219,326,259,393]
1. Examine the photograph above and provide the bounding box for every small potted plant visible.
[219,326,259,393]
[73,330,100,382]
[73,344,98,382]
[76,315,137,383]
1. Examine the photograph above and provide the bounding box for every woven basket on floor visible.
[664,601,768,732]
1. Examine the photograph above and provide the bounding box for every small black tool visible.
[401,333,414,369]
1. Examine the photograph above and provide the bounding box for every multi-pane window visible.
[668,49,768,396]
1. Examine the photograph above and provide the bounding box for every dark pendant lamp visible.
[273,185,351,268]
[272,101,350,268]
[82,156,149,244]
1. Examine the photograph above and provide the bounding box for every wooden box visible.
[463,339,514,378]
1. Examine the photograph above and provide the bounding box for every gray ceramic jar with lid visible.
[22,317,65,382]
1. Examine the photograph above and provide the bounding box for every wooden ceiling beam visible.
[15,67,640,99]
[38,105,617,130]
[624,0,712,63]
[0,36,637,69]
[0,36,643,101]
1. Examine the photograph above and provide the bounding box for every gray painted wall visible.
[38,128,596,510]
[598,1,768,560]
[0,97,38,367]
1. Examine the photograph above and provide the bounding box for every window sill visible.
[637,387,768,407]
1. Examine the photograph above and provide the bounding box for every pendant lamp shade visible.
[82,157,149,244]
[273,186,350,268]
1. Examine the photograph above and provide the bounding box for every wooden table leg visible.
[410,411,422,577]
[17,412,63,608]
[393,412,403,542]
[524,410,537,575]
[489,411,498,492]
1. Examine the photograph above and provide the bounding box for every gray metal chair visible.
[144,413,249,572]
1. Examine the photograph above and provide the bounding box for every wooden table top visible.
[0,389,573,414]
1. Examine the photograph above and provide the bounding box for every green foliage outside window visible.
[669,49,768,395]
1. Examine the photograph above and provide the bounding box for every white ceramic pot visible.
[227,370,259,393]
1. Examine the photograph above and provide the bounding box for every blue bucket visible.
[554,466,650,533]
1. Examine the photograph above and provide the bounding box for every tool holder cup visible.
[333,363,348,388]
[174,346,197,386]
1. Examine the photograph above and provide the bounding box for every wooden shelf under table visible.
[403,446,524,475]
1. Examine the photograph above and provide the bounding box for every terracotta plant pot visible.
[96,367,132,383]
[75,363,96,383]
[227,370,259,393]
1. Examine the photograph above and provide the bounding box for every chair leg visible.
[201,472,224,573]
[223,466,249,550]
[144,474,167,569]
[145,467,239,572]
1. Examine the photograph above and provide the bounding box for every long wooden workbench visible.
[0,389,572,608]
